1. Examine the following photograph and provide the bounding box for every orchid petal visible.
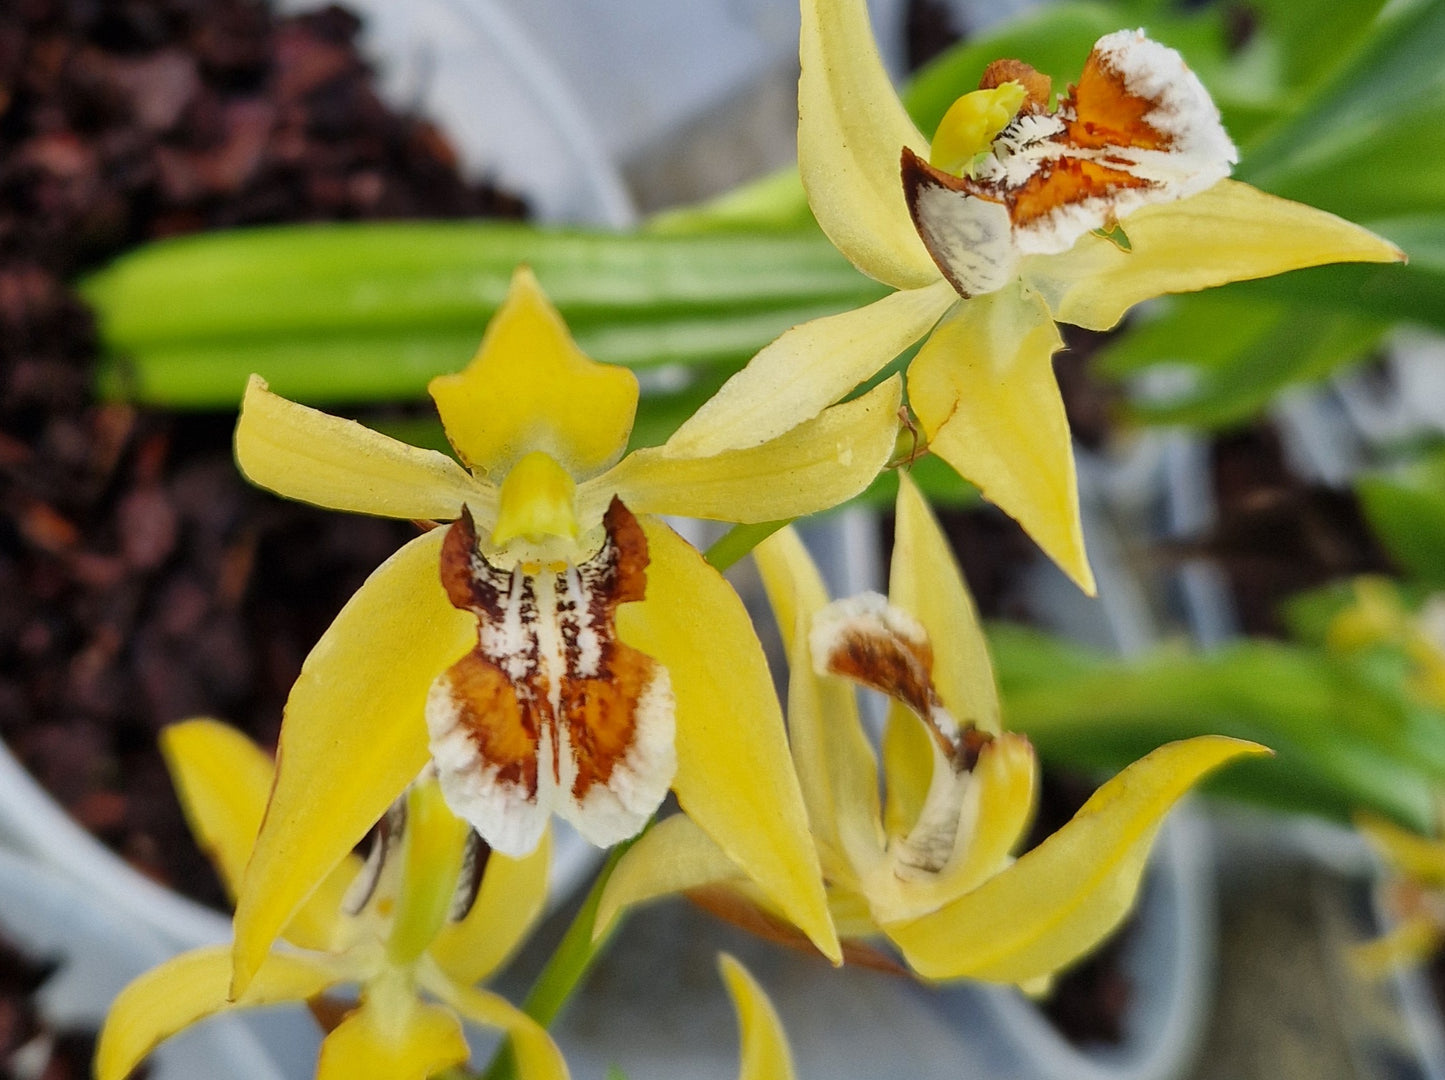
[429,267,637,479]
[235,375,492,522]
[909,287,1093,594]
[597,378,901,525]
[432,829,553,986]
[96,945,342,1080]
[596,813,747,939]
[719,954,798,1080]
[665,282,955,457]
[1024,180,1406,331]
[798,0,938,290]
[317,995,469,1080]
[880,700,934,841]
[158,720,277,902]
[884,736,1267,982]
[617,519,841,963]
[1357,813,1445,888]
[890,471,1000,733]
[754,528,883,885]
[233,527,476,996]
[431,981,570,1080]
[159,720,358,952]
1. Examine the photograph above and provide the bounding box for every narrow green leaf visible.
[80,224,877,351]
[1357,451,1445,587]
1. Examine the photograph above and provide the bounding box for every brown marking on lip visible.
[559,497,659,797]
[823,618,940,725]
[818,599,992,772]
[435,496,668,817]
[1008,155,1154,229]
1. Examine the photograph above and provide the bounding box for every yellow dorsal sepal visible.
[929,83,1028,177]
[428,267,638,479]
[491,450,580,547]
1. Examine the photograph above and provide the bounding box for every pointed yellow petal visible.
[617,519,841,963]
[96,945,340,1080]
[430,981,571,1080]
[665,281,955,457]
[235,374,492,522]
[909,288,1094,594]
[429,267,637,478]
[754,527,883,885]
[597,378,901,525]
[884,735,1268,983]
[159,720,277,902]
[1024,180,1406,332]
[719,954,798,1080]
[233,527,476,997]
[159,719,358,951]
[890,471,1001,733]
[432,830,553,986]
[317,996,469,1080]
[798,0,938,289]
[880,700,933,840]
[596,813,747,939]
[1357,813,1445,887]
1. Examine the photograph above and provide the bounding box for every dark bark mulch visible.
[1203,424,1393,636]
[0,0,523,911]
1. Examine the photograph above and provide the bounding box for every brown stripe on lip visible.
[427,498,676,854]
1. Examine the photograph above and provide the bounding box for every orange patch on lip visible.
[1006,156,1152,230]
[439,651,541,794]
[429,498,675,853]
[1064,47,1174,152]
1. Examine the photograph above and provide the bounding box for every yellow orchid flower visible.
[598,473,1267,984]
[1354,812,1445,976]
[664,1,1405,593]
[228,266,880,993]
[1328,577,1445,708]
[96,720,563,1080]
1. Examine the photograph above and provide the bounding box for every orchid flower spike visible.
[664,1,1405,594]
[227,266,889,992]
[597,473,1267,984]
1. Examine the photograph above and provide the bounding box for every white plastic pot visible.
[0,849,289,1080]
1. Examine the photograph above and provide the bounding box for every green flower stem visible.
[705,521,791,572]
[480,835,640,1080]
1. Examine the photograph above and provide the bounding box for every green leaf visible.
[1240,0,1445,219]
[993,627,1444,831]
[1357,446,1445,587]
[1243,0,1391,96]
[81,223,879,350]
[93,298,881,408]
[1099,292,1388,430]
